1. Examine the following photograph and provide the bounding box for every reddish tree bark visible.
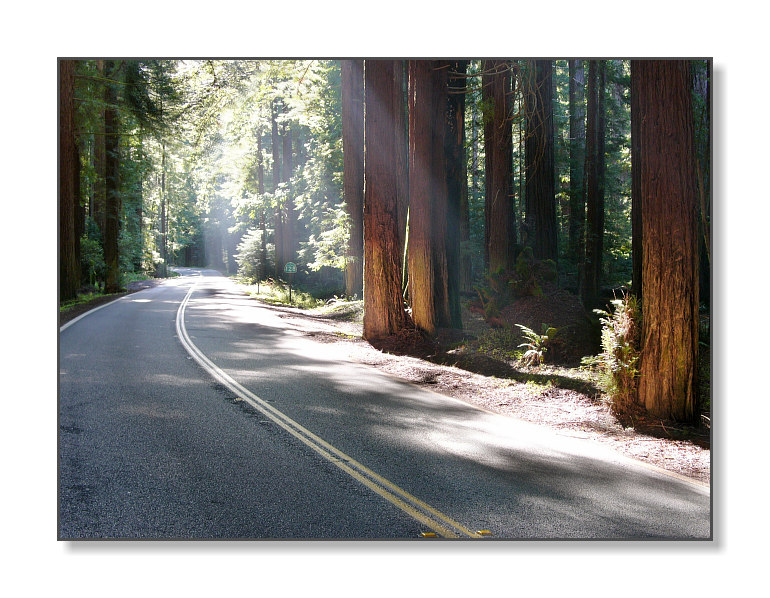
[363,60,407,340]
[482,60,513,273]
[633,60,699,422]
[524,60,557,262]
[581,60,605,308]
[444,60,467,328]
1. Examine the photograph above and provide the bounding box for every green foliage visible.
[516,323,558,366]
[235,227,274,282]
[80,218,105,287]
[588,293,641,411]
[242,279,323,309]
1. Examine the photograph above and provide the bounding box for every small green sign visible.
[284,261,297,273]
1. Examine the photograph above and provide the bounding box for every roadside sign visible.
[284,262,297,273]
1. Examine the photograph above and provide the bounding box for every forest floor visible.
[60,277,711,485]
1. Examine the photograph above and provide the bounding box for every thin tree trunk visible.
[445,60,467,327]
[393,60,409,270]
[568,60,586,268]
[103,61,121,293]
[257,128,267,281]
[582,60,601,307]
[363,60,407,341]
[271,99,284,277]
[633,60,699,422]
[341,59,364,297]
[93,60,106,237]
[282,121,295,264]
[60,59,80,301]
[160,141,167,276]
[631,63,642,299]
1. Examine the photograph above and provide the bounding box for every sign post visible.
[284,261,297,304]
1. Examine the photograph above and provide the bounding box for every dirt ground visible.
[60,278,710,485]
[262,299,711,486]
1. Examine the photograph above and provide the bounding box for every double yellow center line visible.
[176,280,482,539]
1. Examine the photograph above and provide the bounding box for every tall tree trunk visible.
[482,60,513,273]
[363,60,407,341]
[93,60,107,237]
[633,60,699,422]
[59,59,80,302]
[581,60,603,308]
[393,60,409,274]
[341,59,365,297]
[257,128,267,282]
[693,60,711,309]
[160,141,167,277]
[525,60,557,262]
[631,63,642,299]
[257,128,265,196]
[271,99,284,277]
[445,60,467,327]
[407,60,437,335]
[568,60,586,269]
[460,63,474,292]
[103,61,121,293]
[282,121,295,264]
[431,62,451,329]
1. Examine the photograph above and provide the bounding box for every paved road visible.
[59,268,711,539]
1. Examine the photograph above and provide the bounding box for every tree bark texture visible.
[60,59,80,301]
[341,59,365,297]
[103,61,122,293]
[568,60,586,267]
[363,60,407,340]
[524,60,557,262]
[482,60,513,273]
[444,60,467,327]
[393,60,409,272]
[633,60,699,422]
[581,60,604,308]
[631,65,642,299]
[407,60,438,335]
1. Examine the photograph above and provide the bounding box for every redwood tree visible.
[363,60,407,340]
[407,60,436,334]
[633,60,699,422]
[444,60,467,328]
[482,60,513,273]
[581,60,605,308]
[524,60,557,262]
[341,59,364,297]
[60,59,80,302]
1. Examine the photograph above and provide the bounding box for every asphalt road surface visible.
[58,268,711,540]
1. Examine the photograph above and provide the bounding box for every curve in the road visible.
[175,279,483,539]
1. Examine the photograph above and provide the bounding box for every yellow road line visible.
[176,280,480,539]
